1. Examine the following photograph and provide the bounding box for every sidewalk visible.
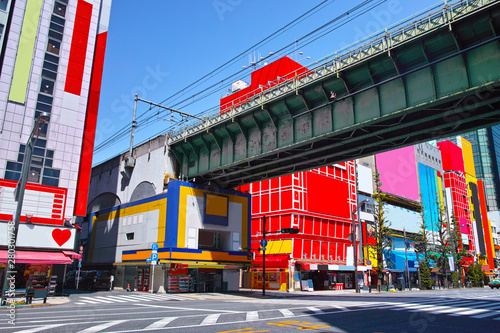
[0,296,70,310]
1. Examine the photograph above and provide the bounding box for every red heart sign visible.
[52,229,71,247]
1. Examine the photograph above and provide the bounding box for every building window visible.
[54,2,67,18]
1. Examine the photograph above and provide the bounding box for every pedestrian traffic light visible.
[281,228,300,234]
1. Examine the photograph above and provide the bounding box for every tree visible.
[428,202,450,288]
[447,214,470,287]
[419,259,433,289]
[414,209,431,289]
[370,169,393,292]
[467,263,485,287]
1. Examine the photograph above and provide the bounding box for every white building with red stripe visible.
[0,0,111,292]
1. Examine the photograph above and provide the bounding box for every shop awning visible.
[296,261,370,272]
[63,251,82,260]
[0,250,74,264]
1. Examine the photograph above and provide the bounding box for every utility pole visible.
[404,228,410,290]
[2,113,50,303]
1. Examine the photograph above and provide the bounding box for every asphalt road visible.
[1,287,499,332]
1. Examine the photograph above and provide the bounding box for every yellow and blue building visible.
[87,180,252,293]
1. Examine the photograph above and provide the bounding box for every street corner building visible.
[86,180,252,293]
[0,0,112,293]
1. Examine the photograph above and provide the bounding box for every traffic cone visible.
[126,283,131,292]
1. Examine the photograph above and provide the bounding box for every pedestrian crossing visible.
[7,296,500,332]
[73,292,195,305]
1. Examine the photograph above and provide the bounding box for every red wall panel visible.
[303,216,313,235]
[306,172,350,218]
[64,0,92,96]
[293,239,302,259]
[437,141,465,174]
[303,240,312,258]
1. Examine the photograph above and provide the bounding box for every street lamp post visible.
[351,199,370,293]
[2,113,50,301]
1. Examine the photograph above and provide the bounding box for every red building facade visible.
[239,162,364,291]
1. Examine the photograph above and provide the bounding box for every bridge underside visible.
[171,1,500,189]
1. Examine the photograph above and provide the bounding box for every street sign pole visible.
[150,243,158,294]
[262,216,266,297]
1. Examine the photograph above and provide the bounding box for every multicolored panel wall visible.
[418,163,441,232]
[478,180,495,269]
[165,181,251,251]
[89,181,251,266]
[74,0,112,216]
[88,192,168,264]
[376,146,419,201]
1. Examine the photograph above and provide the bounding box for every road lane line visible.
[279,309,294,317]
[246,311,259,321]
[201,314,221,325]
[77,320,127,333]
[144,317,178,329]
[11,324,65,333]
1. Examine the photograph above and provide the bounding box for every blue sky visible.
[93,0,444,165]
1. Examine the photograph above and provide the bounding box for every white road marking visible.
[246,311,259,321]
[77,320,127,333]
[200,314,221,325]
[12,324,65,333]
[279,309,295,317]
[307,307,325,314]
[144,317,178,329]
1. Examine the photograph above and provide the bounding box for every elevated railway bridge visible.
[168,0,500,189]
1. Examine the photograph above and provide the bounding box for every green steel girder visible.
[169,1,500,188]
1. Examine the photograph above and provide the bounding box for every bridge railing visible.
[169,0,496,142]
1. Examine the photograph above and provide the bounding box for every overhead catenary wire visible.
[93,0,386,159]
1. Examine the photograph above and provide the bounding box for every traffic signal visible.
[281,228,300,234]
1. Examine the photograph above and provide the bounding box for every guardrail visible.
[169,0,497,143]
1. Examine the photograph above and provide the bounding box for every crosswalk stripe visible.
[81,296,113,304]
[116,294,158,301]
[76,299,100,304]
[449,308,489,316]
[279,309,295,317]
[448,303,500,316]
[246,311,259,321]
[307,307,325,314]
[103,296,128,302]
[389,300,466,311]
[201,314,221,325]
[77,320,127,333]
[471,306,500,318]
[426,302,488,314]
[13,324,66,333]
[106,295,141,302]
[397,300,475,311]
[144,317,178,329]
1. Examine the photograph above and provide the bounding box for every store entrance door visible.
[136,268,150,292]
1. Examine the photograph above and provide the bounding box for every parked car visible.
[79,270,111,291]
[64,270,86,289]
[489,278,500,289]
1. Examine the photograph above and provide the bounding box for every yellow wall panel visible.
[460,137,476,178]
[9,0,43,103]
